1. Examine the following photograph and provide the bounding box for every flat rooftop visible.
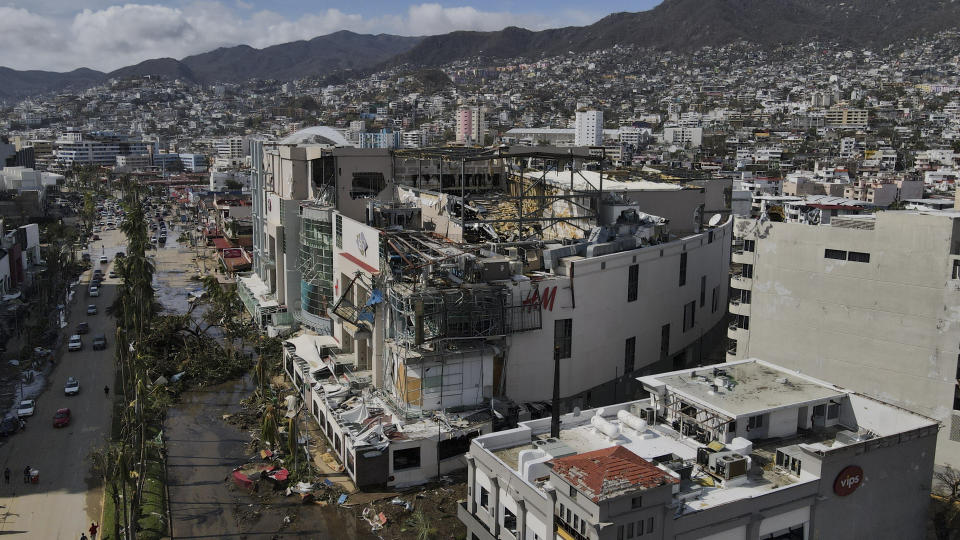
[486,402,814,513]
[641,360,846,418]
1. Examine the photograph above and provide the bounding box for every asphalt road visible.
[0,227,125,537]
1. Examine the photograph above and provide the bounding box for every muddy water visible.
[165,376,376,539]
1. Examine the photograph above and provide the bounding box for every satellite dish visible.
[707,214,722,227]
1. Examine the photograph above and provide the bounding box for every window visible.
[683,301,696,332]
[660,324,670,356]
[554,319,572,360]
[624,337,636,374]
[637,520,645,536]
[335,214,343,248]
[827,403,840,419]
[699,275,706,307]
[647,517,654,534]
[627,522,634,538]
[438,430,481,461]
[744,239,756,252]
[349,172,386,199]
[618,525,625,540]
[825,248,846,260]
[737,289,752,304]
[627,264,639,302]
[679,252,687,286]
[569,485,577,500]
[708,230,714,244]
[747,414,764,429]
[573,514,579,529]
[848,251,870,263]
[711,286,719,313]
[480,486,489,509]
[953,260,960,279]
[631,496,643,509]
[742,263,753,279]
[734,314,750,330]
[393,447,421,471]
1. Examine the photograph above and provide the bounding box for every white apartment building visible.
[54,130,154,167]
[729,211,960,467]
[460,359,937,540]
[575,110,604,147]
[401,130,426,148]
[662,126,703,148]
[216,136,250,159]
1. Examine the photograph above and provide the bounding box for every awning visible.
[212,237,233,250]
[286,334,339,374]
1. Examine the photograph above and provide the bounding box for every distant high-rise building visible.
[575,109,603,146]
[456,105,487,145]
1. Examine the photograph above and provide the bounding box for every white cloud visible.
[0,2,601,72]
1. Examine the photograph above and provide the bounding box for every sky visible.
[0,0,662,73]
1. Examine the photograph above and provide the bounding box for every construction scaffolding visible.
[387,286,541,344]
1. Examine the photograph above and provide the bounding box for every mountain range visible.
[3,0,960,99]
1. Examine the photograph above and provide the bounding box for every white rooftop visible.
[524,170,682,192]
[641,360,847,418]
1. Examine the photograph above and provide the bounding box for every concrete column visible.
[746,512,762,540]
[465,454,477,514]
[490,477,501,536]
[516,499,527,540]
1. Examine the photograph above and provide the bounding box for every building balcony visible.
[728,323,748,341]
[457,501,496,540]
[731,250,753,264]
[729,300,751,317]
[730,274,752,290]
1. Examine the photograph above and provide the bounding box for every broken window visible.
[393,447,421,471]
[349,172,386,199]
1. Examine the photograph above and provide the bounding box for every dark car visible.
[0,416,23,436]
[76,322,90,334]
[92,334,107,350]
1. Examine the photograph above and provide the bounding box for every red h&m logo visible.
[523,286,557,312]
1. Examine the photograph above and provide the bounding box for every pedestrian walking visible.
[89,522,99,539]
[22,466,29,484]
[80,533,87,540]
[3,467,9,483]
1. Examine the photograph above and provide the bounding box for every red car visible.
[53,408,71,428]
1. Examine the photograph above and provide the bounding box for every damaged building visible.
[245,130,733,487]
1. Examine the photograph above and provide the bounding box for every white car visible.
[89,285,100,297]
[64,377,80,396]
[68,335,82,351]
[99,256,108,264]
[16,399,35,418]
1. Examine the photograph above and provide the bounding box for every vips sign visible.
[833,465,864,496]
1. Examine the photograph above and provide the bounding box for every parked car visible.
[89,285,100,297]
[0,416,24,436]
[76,322,89,334]
[115,251,125,258]
[92,334,107,350]
[53,408,71,428]
[17,399,35,418]
[81,253,91,262]
[64,377,80,396]
[99,256,108,264]
[86,304,97,315]
[109,271,118,279]
[67,335,82,351]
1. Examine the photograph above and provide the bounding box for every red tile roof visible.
[549,446,677,503]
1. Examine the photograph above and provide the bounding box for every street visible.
[0,227,125,537]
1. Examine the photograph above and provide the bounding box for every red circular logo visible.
[834,465,864,496]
